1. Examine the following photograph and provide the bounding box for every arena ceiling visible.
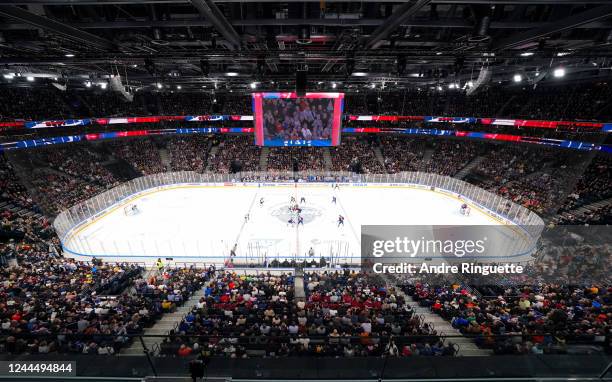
[2,0,612,93]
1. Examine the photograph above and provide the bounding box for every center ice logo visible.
[270,203,323,225]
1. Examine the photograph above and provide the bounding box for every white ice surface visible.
[63,184,506,265]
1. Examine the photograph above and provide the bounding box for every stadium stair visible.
[372,146,386,169]
[454,156,486,179]
[422,149,435,162]
[322,148,332,171]
[259,147,269,171]
[120,281,207,356]
[103,158,141,181]
[383,276,492,357]
[159,148,172,171]
[553,196,612,224]
[205,145,219,171]
[294,268,306,302]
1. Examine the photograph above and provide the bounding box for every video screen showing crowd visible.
[262,98,334,142]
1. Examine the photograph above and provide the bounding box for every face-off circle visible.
[269,202,323,224]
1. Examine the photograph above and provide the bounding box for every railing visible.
[53,171,545,263]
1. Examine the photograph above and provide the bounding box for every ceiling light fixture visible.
[553,68,565,78]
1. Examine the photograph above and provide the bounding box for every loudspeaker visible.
[296,71,307,96]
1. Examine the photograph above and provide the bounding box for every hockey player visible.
[332,196,337,204]
[290,196,296,204]
[244,213,250,222]
[260,197,264,207]
[300,196,306,204]
[287,217,295,227]
[337,214,344,227]
[297,215,304,226]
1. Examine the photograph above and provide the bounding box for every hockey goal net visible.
[123,204,139,216]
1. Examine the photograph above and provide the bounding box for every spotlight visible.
[553,68,565,78]
[250,82,257,89]
[437,85,443,91]
[156,82,163,89]
[520,52,534,57]
[26,76,34,82]
[3,73,14,80]
[467,81,474,87]
[332,82,337,89]
[352,72,367,77]
[85,81,92,87]
[448,83,455,89]
[370,83,375,89]
[177,85,182,90]
[225,72,239,77]
[100,82,107,89]
[65,53,75,57]
[513,74,522,83]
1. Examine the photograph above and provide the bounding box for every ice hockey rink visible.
[62,184,529,265]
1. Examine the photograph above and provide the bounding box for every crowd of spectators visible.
[0,88,73,121]
[1,82,611,122]
[162,271,294,357]
[560,155,612,212]
[406,279,609,355]
[419,140,480,177]
[329,136,385,173]
[29,170,106,215]
[1,129,610,222]
[75,92,151,118]
[267,147,326,172]
[0,253,148,355]
[166,135,212,173]
[207,136,261,173]
[109,138,166,175]
[379,136,426,173]
[165,271,453,358]
[133,267,211,314]
[32,145,119,187]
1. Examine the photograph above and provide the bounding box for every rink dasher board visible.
[59,181,533,254]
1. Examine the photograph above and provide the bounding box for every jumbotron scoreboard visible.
[252,92,344,147]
